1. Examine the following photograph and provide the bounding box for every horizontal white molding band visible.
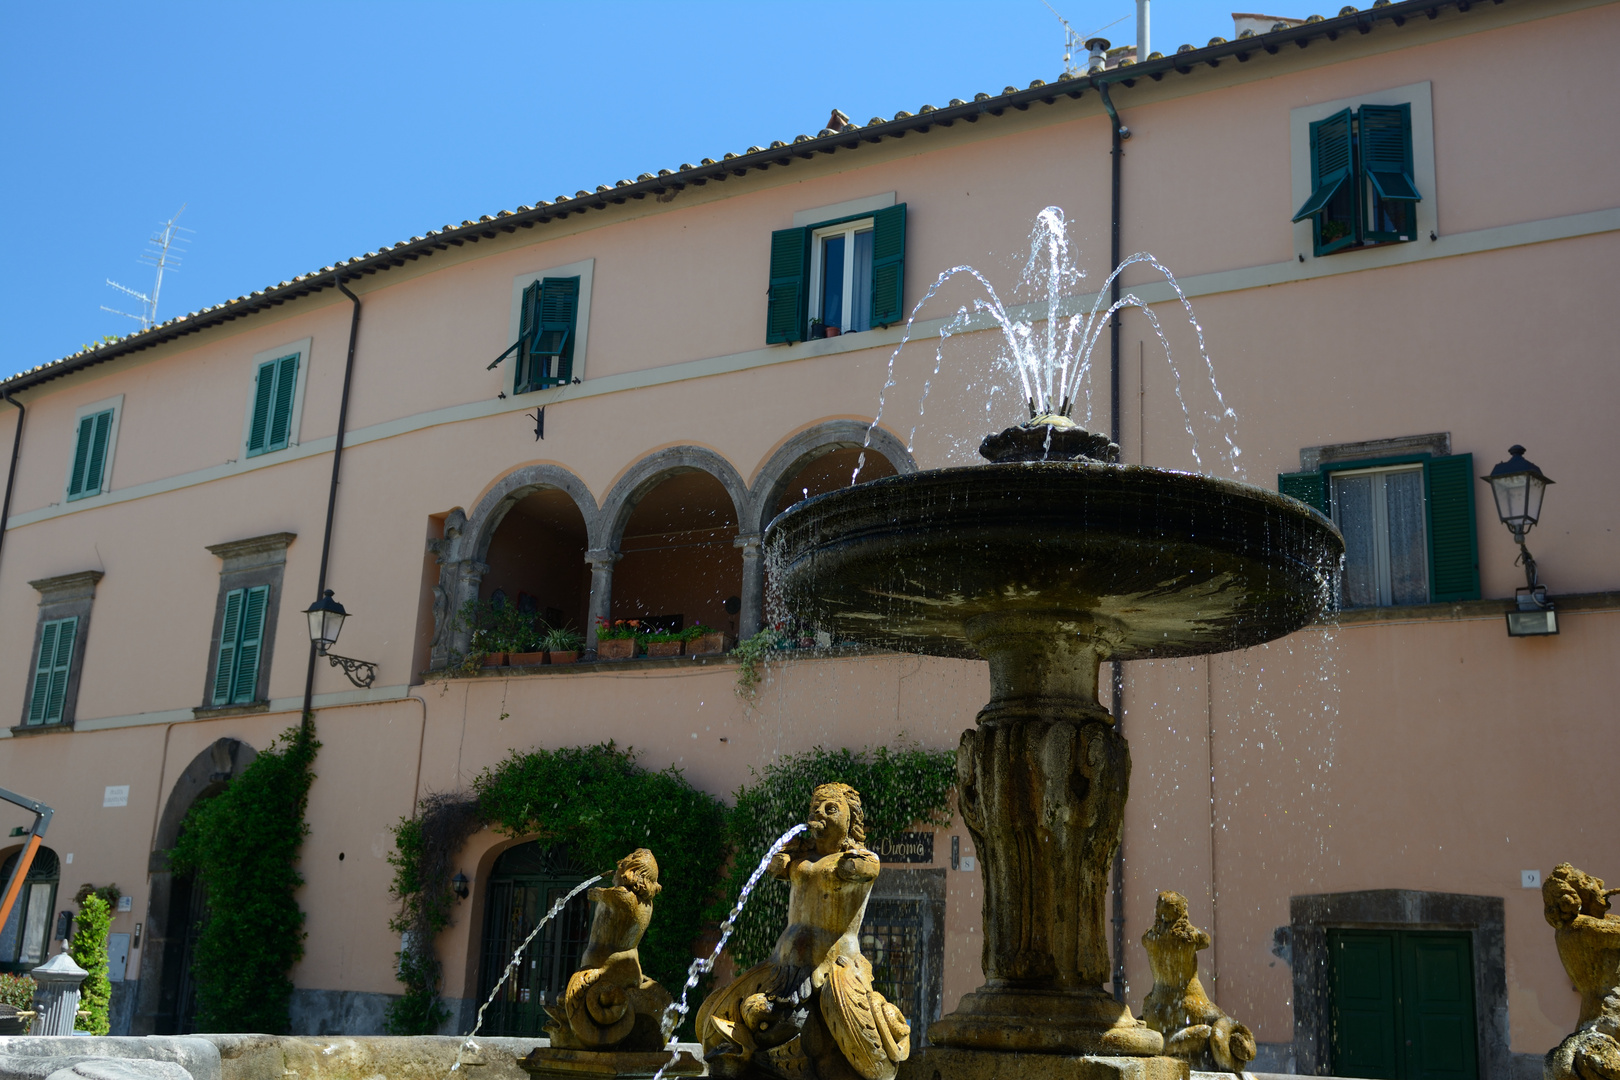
[9,204,1617,532]
[15,683,419,736]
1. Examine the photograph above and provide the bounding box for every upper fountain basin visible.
[768,459,1343,662]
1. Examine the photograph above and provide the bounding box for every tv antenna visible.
[1041,1,1129,76]
[103,204,192,331]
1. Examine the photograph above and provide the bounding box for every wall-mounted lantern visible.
[451,872,470,900]
[1481,446,1557,636]
[304,590,379,687]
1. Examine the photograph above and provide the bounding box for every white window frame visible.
[1291,82,1436,263]
[507,258,594,395]
[808,218,875,334]
[1329,463,1430,607]
[239,337,312,461]
[63,395,124,503]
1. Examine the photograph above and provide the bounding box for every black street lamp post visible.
[1481,445,1558,636]
[304,589,379,687]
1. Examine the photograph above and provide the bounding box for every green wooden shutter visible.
[212,588,245,705]
[27,617,75,725]
[1294,109,1354,221]
[869,203,907,327]
[534,276,580,388]
[267,353,299,450]
[513,280,543,392]
[766,227,810,344]
[1279,469,1328,515]
[230,585,269,704]
[68,410,113,500]
[1400,932,1477,1080]
[1424,454,1479,602]
[1330,930,1402,1080]
[1360,103,1420,202]
[247,360,277,454]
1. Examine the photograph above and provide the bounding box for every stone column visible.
[734,533,764,639]
[584,549,621,654]
[31,951,88,1035]
[430,559,487,669]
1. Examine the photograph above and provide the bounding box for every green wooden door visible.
[1329,929,1477,1080]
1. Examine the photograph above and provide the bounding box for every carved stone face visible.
[809,790,851,852]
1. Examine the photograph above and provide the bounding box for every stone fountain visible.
[766,413,1343,1080]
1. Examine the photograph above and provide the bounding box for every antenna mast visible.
[103,205,192,330]
[1041,2,1131,76]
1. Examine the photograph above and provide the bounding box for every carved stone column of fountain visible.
[766,416,1342,1080]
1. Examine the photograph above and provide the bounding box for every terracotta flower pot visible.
[647,640,684,658]
[547,650,579,665]
[824,326,842,337]
[689,632,736,656]
[481,652,508,667]
[508,651,547,667]
[597,638,637,661]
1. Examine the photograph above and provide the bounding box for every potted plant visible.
[542,625,584,664]
[0,973,36,1034]
[807,318,826,340]
[595,618,643,660]
[824,324,841,338]
[646,628,685,658]
[687,623,735,656]
[506,617,549,667]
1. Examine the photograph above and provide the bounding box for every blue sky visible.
[2,1,1268,375]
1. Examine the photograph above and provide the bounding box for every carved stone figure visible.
[543,848,674,1051]
[697,783,910,1080]
[1543,864,1620,1080]
[1140,891,1256,1073]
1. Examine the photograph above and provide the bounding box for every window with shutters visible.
[65,398,122,502]
[15,570,101,732]
[1291,87,1432,259]
[768,203,906,344]
[197,533,294,715]
[493,260,594,395]
[241,339,310,459]
[1279,450,1479,607]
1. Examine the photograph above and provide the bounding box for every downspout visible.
[301,277,363,721]
[0,392,25,584]
[1097,75,1132,1006]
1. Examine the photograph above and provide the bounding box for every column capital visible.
[585,548,622,569]
[734,533,764,556]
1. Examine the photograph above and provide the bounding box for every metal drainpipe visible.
[1097,76,1132,1006]
[301,277,363,721]
[0,392,25,585]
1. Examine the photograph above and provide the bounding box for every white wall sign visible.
[103,785,129,808]
[116,895,133,912]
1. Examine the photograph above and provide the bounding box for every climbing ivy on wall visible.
[720,745,958,968]
[170,722,319,1034]
[386,742,729,1035]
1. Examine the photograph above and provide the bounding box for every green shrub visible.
[69,891,113,1033]
[0,973,35,1010]
[171,722,318,1033]
[719,745,957,967]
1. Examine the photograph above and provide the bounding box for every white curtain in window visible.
[1334,473,1378,608]
[1385,469,1427,605]
[18,882,52,964]
[850,230,874,332]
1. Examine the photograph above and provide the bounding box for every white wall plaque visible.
[103,785,129,808]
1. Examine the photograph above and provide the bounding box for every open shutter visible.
[1359,103,1420,202]
[535,276,580,387]
[513,280,543,391]
[1293,109,1354,221]
[28,620,61,724]
[248,361,277,454]
[212,588,245,706]
[230,585,269,704]
[1278,470,1328,515]
[267,353,299,450]
[1425,453,1480,602]
[869,203,907,328]
[765,227,809,344]
[84,411,112,494]
[67,415,96,497]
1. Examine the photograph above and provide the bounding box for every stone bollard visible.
[30,949,89,1035]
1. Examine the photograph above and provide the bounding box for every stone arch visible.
[744,419,918,535]
[133,737,257,1036]
[597,447,749,552]
[430,464,600,669]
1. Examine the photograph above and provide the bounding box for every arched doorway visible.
[132,738,256,1036]
[481,488,591,641]
[476,843,593,1037]
[0,845,60,972]
[613,471,743,637]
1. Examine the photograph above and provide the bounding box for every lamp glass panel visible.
[1491,472,1528,523]
[1523,473,1547,525]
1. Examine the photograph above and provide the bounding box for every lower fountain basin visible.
[768,460,1342,662]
